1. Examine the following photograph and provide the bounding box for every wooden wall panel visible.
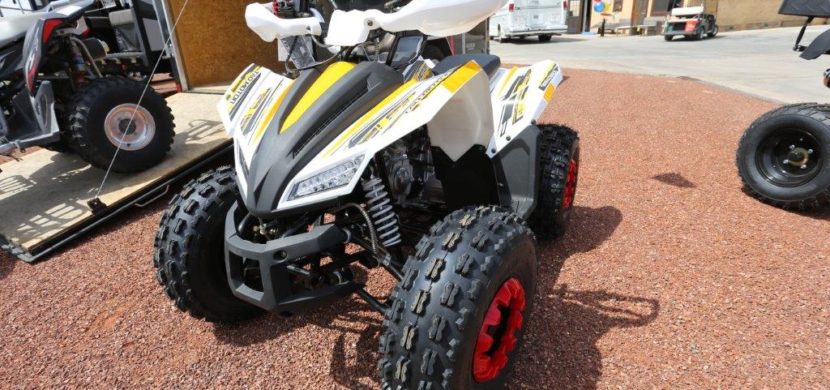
[166,0,282,88]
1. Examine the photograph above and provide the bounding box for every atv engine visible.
[381,131,442,206]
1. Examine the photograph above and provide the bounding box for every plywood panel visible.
[166,0,282,87]
[0,93,228,251]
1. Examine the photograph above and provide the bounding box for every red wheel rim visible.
[563,158,579,209]
[472,278,526,383]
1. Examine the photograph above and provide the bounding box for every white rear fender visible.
[488,60,563,157]
[245,2,322,42]
[327,0,508,46]
[277,61,494,211]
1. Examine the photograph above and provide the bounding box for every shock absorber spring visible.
[362,175,402,247]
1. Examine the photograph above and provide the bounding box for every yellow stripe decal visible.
[440,61,481,93]
[498,66,518,96]
[544,84,555,102]
[252,81,294,143]
[323,79,419,156]
[281,61,356,133]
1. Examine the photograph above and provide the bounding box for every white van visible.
[0,0,48,16]
[489,0,568,42]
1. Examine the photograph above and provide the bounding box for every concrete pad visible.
[492,26,830,103]
[0,92,227,254]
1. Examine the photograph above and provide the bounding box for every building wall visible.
[716,0,811,31]
[166,0,282,88]
[586,0,824,33]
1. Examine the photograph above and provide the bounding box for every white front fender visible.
[278,61,493,211]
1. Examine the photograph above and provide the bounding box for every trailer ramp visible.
[0,92,230,262]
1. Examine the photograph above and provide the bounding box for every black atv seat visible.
[432,54,501,79]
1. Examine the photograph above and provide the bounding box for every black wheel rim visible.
[756,128,823,187]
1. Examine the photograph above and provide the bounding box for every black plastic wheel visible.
[379,206,538,390]
[737,104,830,209]
[154,166,263,323]
[66,76,174,173]
[538,34,552,42]
[529,124,580,240]
[664,35,674,41]
[708,24,719,38]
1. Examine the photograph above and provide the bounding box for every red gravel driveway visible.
[0,69,827,388]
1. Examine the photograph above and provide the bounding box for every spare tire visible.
[737,103,830,209]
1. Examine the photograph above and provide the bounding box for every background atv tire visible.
[737,104,830,209]
[154,166,262,323]
[529,125,580,240]
[67,76,174,173]
[379,206,537,390]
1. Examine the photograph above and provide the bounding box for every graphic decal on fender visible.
[218,65,294,177]
[496,68,531,136]
[225,64,262,121]
[487,60,564,157]
[322,66,464,156]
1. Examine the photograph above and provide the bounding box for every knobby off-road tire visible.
[379,206,538,390]
[66,76,174,173]
[154,166,262,323]
[529,124,580,240]
[737,103,830,209]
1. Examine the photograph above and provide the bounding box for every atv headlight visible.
[287,155,364,200]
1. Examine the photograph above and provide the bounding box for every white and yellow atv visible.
[153,0,580,388]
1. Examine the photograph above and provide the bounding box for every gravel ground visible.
[1,69,828,389]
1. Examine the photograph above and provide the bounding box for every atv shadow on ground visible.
[509,205,659,389]
[515,286,660,389]
[0,252,16,281]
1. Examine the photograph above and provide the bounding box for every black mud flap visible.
[492,124,541,220]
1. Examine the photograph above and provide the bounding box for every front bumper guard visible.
[224,205,359,312]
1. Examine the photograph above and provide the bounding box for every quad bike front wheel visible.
[737,104,830,209]
[67,76,175,173]
[379,206,537,389]
[529,124,580,240]
[154,166,263,322]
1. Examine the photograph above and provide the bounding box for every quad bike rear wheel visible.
[379,206,537,390]
[154,166,263,323]
[737,103,830,209]
[529,124,580,240]
[67,76,174,173]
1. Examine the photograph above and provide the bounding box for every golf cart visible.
[153,0,581,388]
[663,5,718,41]
[736,0,830,209]
[0,0,175,174]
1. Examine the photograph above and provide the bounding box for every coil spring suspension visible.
[362,175,402,247]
